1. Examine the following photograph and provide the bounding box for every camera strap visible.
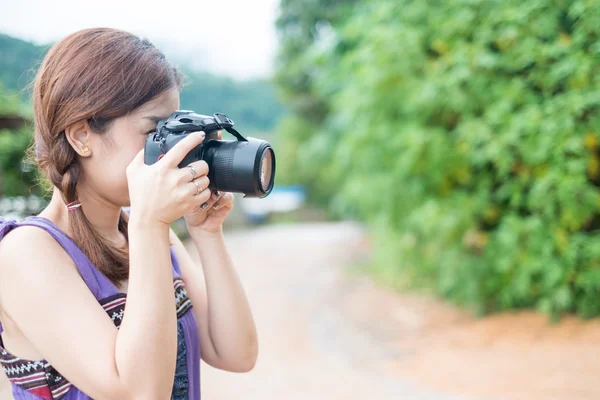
[224,127,249,142]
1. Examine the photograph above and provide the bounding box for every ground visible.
[2,221,600,399]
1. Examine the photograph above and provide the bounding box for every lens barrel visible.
[202,137,275,198]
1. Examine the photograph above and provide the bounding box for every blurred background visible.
[1,0,600,399]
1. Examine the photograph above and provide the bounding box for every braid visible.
[54,135,77,203]
[43,132,130,284]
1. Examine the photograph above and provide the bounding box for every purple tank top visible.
[0,216,201,399]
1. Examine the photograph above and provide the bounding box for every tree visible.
[274,0,600,318]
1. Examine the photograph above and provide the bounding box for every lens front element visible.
[204,137,275,198]
[260,148,274,193]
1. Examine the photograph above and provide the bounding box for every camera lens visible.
[259,148,274,193]
[202,137,275,198]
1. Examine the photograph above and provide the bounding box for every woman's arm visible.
[0,222,177,400]
[115,218,178,396]
[169,228,258,372]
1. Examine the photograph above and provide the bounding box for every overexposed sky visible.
[0,0,280,80]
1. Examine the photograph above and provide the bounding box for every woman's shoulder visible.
[0,221,76,280]
[0,220,60,252]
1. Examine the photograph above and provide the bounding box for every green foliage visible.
[0,32,284,134]
[0,33,46,94]
[276,0,600,317]
[0,126,38,198]
[274,0,359,207]
[0,84,38,197]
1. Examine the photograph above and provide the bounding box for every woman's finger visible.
[199,190,225,210]
[180,160,209,182]
[189,182,212,208]
[161,131,205,167]
[188,176,210,196]
[212,192,232,210]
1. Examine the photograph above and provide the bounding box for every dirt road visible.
[199,222,461,400]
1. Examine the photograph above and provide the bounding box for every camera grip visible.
[143,135,165,165]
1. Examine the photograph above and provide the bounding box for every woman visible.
[0,28,258,400]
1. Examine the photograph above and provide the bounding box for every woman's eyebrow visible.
[143,115,169,123]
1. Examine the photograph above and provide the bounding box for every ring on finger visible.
[192,180,203,196]
[187,165,197,180]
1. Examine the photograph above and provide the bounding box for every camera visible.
[144,111,275,198]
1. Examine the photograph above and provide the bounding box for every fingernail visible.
[200,202,209,210]
[213,202,221,210]
[215,190,221,197]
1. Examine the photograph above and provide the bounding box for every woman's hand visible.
[183,130,235,234]
[126,131,213,229]
[183,190,234,233]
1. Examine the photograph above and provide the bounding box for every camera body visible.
[144,111,237,166]
[144,111,275,198]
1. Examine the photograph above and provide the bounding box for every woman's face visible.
[81,88,180,207]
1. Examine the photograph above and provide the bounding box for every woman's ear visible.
[65,120,92,157]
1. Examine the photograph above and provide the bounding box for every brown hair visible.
[28,28,184,284]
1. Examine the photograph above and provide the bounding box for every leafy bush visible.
[276,0,600,317]
[0,84,39,198]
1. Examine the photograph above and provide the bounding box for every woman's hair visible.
[28,28,184,284]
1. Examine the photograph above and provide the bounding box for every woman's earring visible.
[82,146,89,153]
